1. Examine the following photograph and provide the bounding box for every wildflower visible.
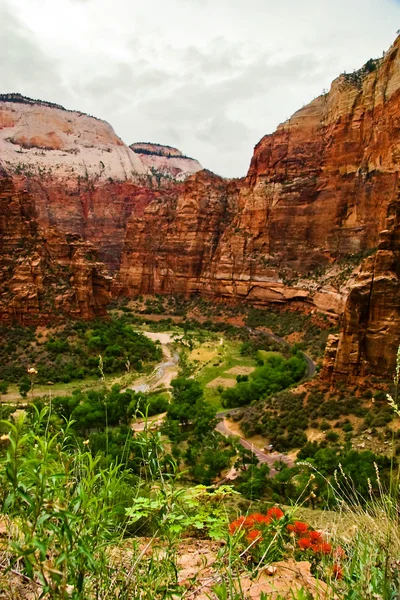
[229,516,246,534]
[0,434,9,441]
[332,564,343,580]
[246,529,262,544]
[287,521,309,536]
[83,440,90,446]
[267,506,284,520]
[248,512,270,525]
[308,530,323,543]
[27,367,38,375]
[315,541,332,555]
[298,537,312,550]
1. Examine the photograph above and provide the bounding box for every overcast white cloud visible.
[1,0,399,176]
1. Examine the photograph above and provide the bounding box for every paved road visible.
[213,325,316,474]
[215,418,294,476]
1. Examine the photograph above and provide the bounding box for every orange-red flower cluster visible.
[229,510,346,580]
[287,521,309,535]
[229,507,284,544]
[267,506,284,520]
[287,522,334,555]
[246,529,262,543]
[332,563,343,580]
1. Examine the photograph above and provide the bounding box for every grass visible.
[0,369,149,404]
[191,338,257,410]
[1,331,400,597]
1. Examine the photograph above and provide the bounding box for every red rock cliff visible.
[0,167,112,322]
[117,36,400,312]
[322,192,400,381]
[1,36,400,342]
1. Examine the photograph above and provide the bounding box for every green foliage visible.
[0,410,132,597]
[161,377,234,484]
[221,352,307,409]
[234,464,271,500]
[245,308,336,357]
[164,377,216,439]
[18,375,31,398]
[0,318,161,384]
[126,484,236,540]
[0,381,9,394]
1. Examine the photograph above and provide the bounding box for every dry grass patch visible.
[225,366,255,376]
[189,347,218,362]
[206,377,237,389]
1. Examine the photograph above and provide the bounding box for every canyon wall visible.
[1,37,400,378]
[0,167,111,322]
[118,37,400,314]
[322,193,400,381]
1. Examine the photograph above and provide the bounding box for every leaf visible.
[33,539,47,561]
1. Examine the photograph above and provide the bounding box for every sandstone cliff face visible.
[322,194,400,381]
[0,167,111,322]
[1,37,400,345]
[20,177,168,272]
[0,94,147,182]
[242,43,400,273]
[117,37,400,312]
[130,143,202,181]
[117,170,239,297]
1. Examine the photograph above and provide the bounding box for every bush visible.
[222,353,307,409]
[0,318,162,384]
[325,431,340,443]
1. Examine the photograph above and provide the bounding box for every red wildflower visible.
[308,530,323,543]
[246,529,262,543]
[249,513,271,525]
[332,564,343,580]
[298,537,312,550]
[314,541,332,555]
[287,521,309,536]
[229,516,245,534]
[267,507,284,520]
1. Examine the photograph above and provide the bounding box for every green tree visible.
[18,376,31,398]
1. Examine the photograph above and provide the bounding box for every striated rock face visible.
[322,194,400,382]
[0,166,111,322]
[1,35,400,358]
[130,142,202,182]
[117,170,240,297]
[0,94,147,182]
[244,45,400,274]
[117,37,400,312]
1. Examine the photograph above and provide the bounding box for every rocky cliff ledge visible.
[130,143,202,181]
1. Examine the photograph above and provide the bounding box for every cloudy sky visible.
[1,0,400,176]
